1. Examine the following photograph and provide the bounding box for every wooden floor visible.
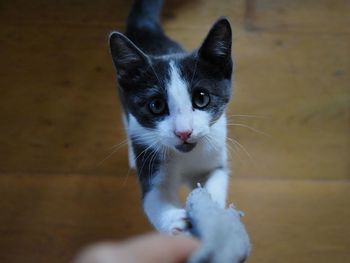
[0,0,349,262]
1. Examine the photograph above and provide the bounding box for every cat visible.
[109,0,233,234]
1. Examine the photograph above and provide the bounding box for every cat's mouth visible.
[175,142,197,153]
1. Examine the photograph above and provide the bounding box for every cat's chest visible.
[165,139,227,179]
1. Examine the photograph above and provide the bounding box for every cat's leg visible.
[143,183,188,234]
[203,168,229,208]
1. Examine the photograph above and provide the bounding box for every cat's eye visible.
[193,90,210,109]
[149,98,166,115]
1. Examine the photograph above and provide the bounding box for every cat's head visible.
[109,18,233,153]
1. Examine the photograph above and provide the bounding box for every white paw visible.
[159,208,189,235]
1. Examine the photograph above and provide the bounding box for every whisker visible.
[128,134,159,145]
[122,165,134,186]
[106,139,128,151]
[203,135,213,150]
[123,140,160,187]
[228,141,245,163]
[126,141,157,186]
[203,136,212,151]
[205,135,219,152]
[224,141,236,161]
[162,145,169,162]
[128,132,156,139]
[134,141,158,164]
[148,146,158,176]
[98,140,128,166]
[227,123,270,137]
[147,145,161,187]
[138,142,159,179]
[162,147,167,161]
[153,145,162,167]
[149,62,162,86]
[226,114,268,119]
[227,137,252,160]
[138,150,152,180]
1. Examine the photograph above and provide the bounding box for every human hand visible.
[73,232,199,263]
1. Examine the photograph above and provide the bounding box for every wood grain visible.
[0,0,349,262]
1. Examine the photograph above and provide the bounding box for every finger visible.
[73,233,199,263]
[120,233,199,263]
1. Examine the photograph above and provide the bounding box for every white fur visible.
[124,114,156,169]
[167,61,193,134]
[143,182,187,234]
[157,62,212,147]
[126,61,229,233]
[204,168,228,208]
[123,114,136,169]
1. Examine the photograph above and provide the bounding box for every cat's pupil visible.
[193,91,210,109]
[149,98,166,115]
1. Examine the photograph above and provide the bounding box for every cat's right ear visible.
[109,32,149,79]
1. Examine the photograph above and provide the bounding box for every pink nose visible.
[175,130,192,141]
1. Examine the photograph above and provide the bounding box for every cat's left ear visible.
[198,18,232,66]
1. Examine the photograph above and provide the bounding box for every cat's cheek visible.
[191,110,211,138]
[156,118,178,147]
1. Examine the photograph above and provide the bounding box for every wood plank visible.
[0,0,349,262]
[243,0,350,33]
[231,178,350,263]
[0,175,148,263]
[0,175,349,263]
[229,31,350,180]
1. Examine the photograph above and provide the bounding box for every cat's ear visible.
[198,18,232,65]
[109,32,149,79]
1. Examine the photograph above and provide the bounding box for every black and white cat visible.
[109,0,233,234]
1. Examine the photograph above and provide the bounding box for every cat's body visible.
[109,0,233,233]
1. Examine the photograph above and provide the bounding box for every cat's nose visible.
[175,130,192,141]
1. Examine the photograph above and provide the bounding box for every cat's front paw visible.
[159,208,189,235]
